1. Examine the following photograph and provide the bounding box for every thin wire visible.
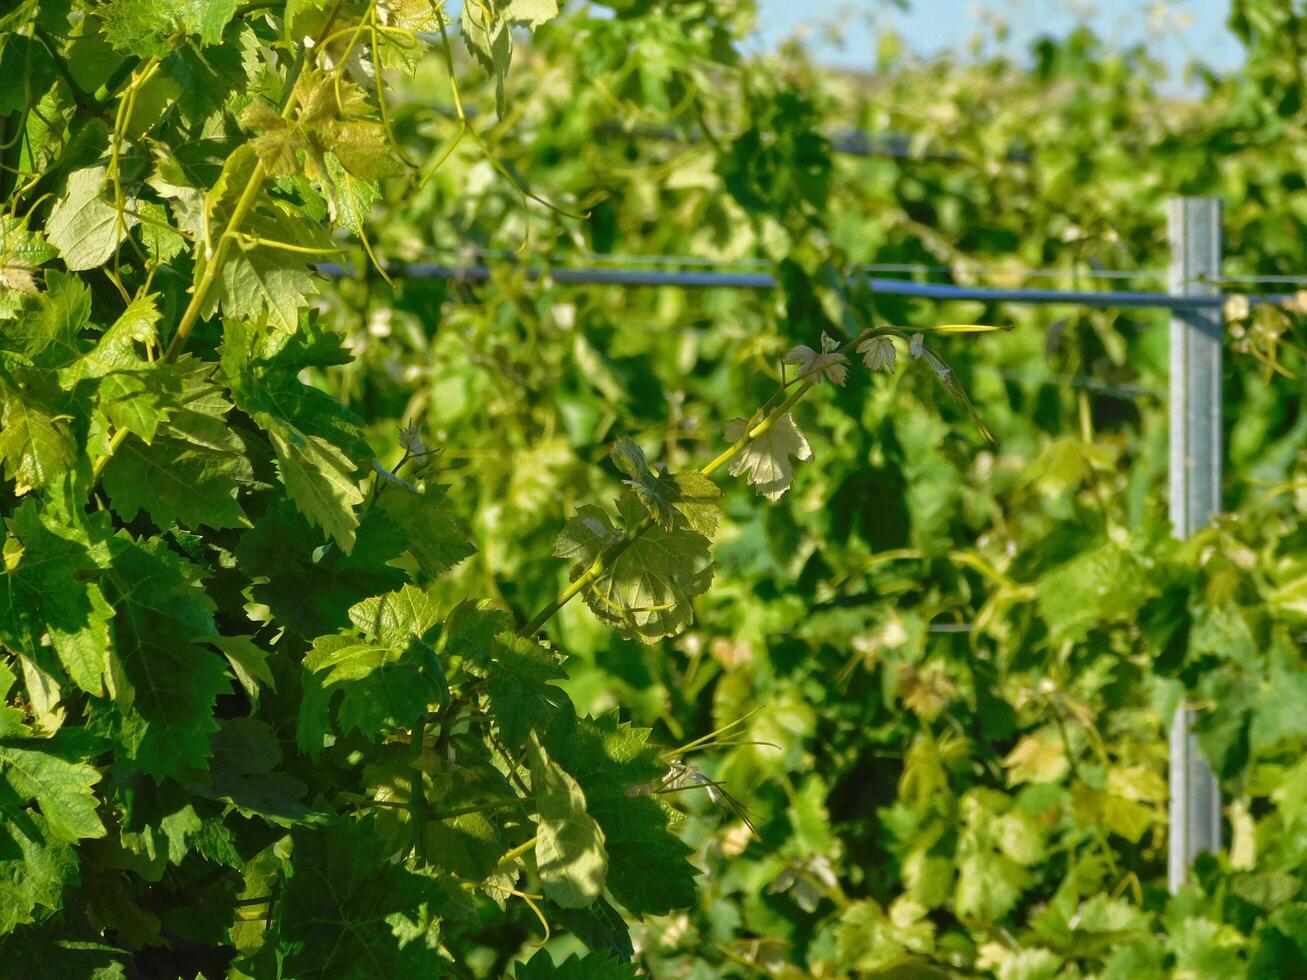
[1217,274,1307,285]
[385,249,1307,287]
[989,368,1159,401]
[319,260,1303,309]
[407,245,1166,282]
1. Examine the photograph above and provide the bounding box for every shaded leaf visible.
[529,731,608,909]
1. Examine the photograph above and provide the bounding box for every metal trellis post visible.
[1167,196,1224,892]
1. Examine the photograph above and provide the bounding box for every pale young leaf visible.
[724,413,813,501]
[781,331,848,386]
[857,335,897,374]
[1003,728,1069,785]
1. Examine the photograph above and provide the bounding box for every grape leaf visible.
[515,951,638,979]
[376,482,477,578]
[0,813,78,935]
[723,412,813,501]
[440,601,510,674]
[99,0,238,55]
[0,383,75,493]
[243,71,402,183]
[554,494,713,642]
[0,735,106,843]
[558,898,634,962]
[486,634,570,748]
[3,271,91,370]
[461,0,560,115]
[102,362,252,531]
[0,503,113,698]
[44,167,136,272]
[347,584,443,645]
[99,532,228,779]
[237,501,407,638]
[609,438,721,534]
[222,320,371,550]
[529,731,608,909]
[539,713,697,916]
[189,718,308,824]
[277,822,447,978]
[266,420,364,552]
[98,365,182,444]
[201,635,274,707]
[1034,544,1155,644]
[0,917,130,975]
[300,586,448,748]
[197,147,332,332]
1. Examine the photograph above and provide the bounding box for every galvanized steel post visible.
[1167,196,1224,892]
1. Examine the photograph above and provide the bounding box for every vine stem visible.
[518,328,895,638]
[498,835,538,866]
[90,44,313,485]
[410,718,426,861]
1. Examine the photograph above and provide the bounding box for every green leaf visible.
[237,501,407,638]
[3,271,91,369]
[190,718,308,823]
[0,918,130,975]
[99,532,227,779]
[724,412,813,501]
[277,822,447,978]
[0,383,75,493]
[67,293,161,382]
[1249,634,1307,752]
[0,503,113,698]
[1034,544,1155,644]
[197,147,332,331]
[300,586,448,747]
[1248,905,1307,977]
[422,810,506,882]
[1003,728,1070,786]
[505,0,560,26]
[99,371,177,444]
[347,584,443,645]
[99,0,238,57]
[954,790,1035,922]
[539,713,696,917]
[609,438,723,535]
[555,495,713,642]
[1170,917,1246,978]
[44,167,136,272]
[202,635,275,707]
[101,361,252,530]
[326,120,404,181]
[440,600,510,674]
[0,736,106,843]
[668,471,724,537]
[221,320,370,550]
[611,436,676,529]
[376,482,476,577]
[557,898,633,962]
[460,1,514,115]
[267,420,364,553]
[832,898,936,973]
[515,951,637,979]
[528,731,608,909]
[0,813,78,935]
[486,634,568,749]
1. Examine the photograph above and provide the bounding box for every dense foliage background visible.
[2,0,1307,977]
